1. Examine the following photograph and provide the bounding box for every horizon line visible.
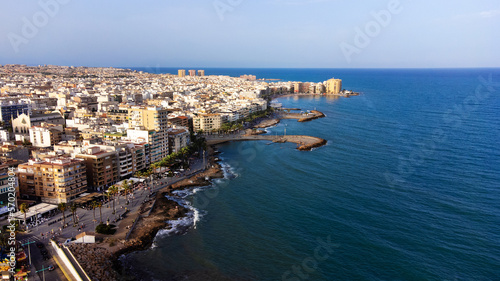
[3,63,500,70]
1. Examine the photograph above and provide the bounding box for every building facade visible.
[75,147,119,191]
[12,112,65,134]
[0,101,30,125]
[326,78,342,95]
[17,157,87,204]
[167,128,190,154]
[29,125,63,148]
[193,113,222,132]
[128,107,169,161]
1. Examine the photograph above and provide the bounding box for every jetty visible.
[279,110,325,122]
[205,134,326,151]
[253,118,280,128]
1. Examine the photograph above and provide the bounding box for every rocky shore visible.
[253,118,280,128]
[108,152,225,280]
[297,110,325,122]
[68,243,120,281]
[59,148,225,281]
[71,106,328,280]
[279,109,326,122]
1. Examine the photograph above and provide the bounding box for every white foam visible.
[219,161,239,179]
[152,159,236,240]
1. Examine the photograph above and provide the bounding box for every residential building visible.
[17,157,87,204]
[326,78,342,95]
[0,162,18,215]
[29,124,63,148]
[293,82,310,93]
[168,116,191,130]
[126,129,155,165]
[107,109,128,124]
[80,142,147,179]
[0,130,9,142]
[188,70,196,77]
[0,100,30,126]
[75,147,119,191]
[128,106,169,161]
[73,96,98,112]
[128,106,168,131]
[167,128,190,154]
[0,144,29,162]
[64,127,81,141]
[193,113,222,132]
[178,69,186,77]
[198,70,205,76]
[315,83,325,94]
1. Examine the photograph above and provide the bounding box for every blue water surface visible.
[124,68,500,281]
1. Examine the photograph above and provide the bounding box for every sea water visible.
[122,68,500,281]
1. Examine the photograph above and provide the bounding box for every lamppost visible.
[21,240,35,265]
[36,265,48,281]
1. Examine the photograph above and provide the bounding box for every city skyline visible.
[1,0,499,68]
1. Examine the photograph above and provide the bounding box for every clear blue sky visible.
[1,0,499,68]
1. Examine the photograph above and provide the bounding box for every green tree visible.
[70,203,78,226]
[122,181,131,205]
[97,201,103,223]
[58,203,67,227]
[108,186,118,215]
[91,201,98,222]
[19,203,29,229]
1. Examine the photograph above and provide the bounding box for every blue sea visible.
[122,68,500,281]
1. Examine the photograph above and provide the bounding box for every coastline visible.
[271,92,359,101]
[108,148,225,280]
[99,95,337,279]
[71,99,331,280]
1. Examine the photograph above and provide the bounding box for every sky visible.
[0,0,499,68]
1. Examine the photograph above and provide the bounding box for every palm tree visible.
[108,186,118,215]
[151,162,160,179]
[104,192,112,208]
[58,203,67,228]
[97,201,103,223]
[112,184,121,205]
[181,146,192,166]
[90,201,98,222]
[123,180,131,205]
[70,203,78,226]
[19,203,29,229]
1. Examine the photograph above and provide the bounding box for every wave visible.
[153,160,236,242]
